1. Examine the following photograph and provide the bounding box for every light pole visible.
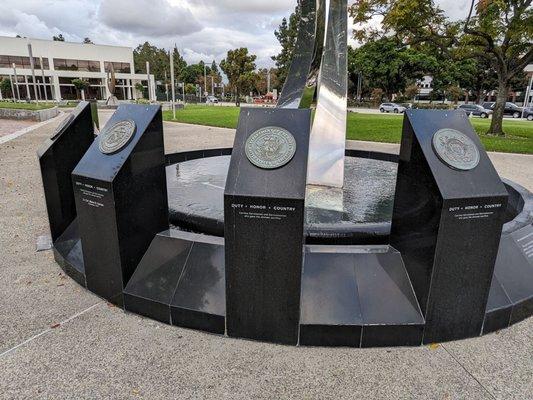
[146,61,151,102]
[12,63,20,101]
[267,70,271,94]
[9,74,15,100]
[40,56,48,101]
[178,82,185,105]
[204,64,207,101]
[170,51,176,120]
[164,69,169,102]
[522,74,533,119]
[27,42,39,101]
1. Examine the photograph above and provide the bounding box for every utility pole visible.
[12,63,20,101]
[27,42,39,101]
[9,74,15,100]
[356,72,362,102]
[146,61,151,102]
[204,64,207,101]
[522,74,533,119]
[40,56,48,101]
[170,51,176,120]
[267,70,271,94]
[165,69,169,102]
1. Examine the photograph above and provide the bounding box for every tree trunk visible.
[476,89,482,104]
[487,79,508,136]
[235,89,240,106]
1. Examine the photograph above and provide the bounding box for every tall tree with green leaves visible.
[209,60,223,89]
[172,46,187,81]
[272,4,301,88]
[133,42,170,81]
[349,38,437,100]
[0,78,12,98]
[220,48,257,105]
[350,0,533,135]
[463,0,532,134]
[72,79,90,99]
[181,63,206,85]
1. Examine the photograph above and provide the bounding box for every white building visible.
[416,76,433,99]
[0,36,156,102]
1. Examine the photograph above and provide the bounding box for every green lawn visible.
[0,101,57,111]
[164,104,240,129]
[162,105,533,154]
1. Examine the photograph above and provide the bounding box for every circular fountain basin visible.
[167,153,526,245]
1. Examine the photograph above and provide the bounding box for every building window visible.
[53,58,101,72]
[0,55,49,70]
[105,62,131,73]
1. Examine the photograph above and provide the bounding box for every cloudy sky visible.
[0,0,471,68]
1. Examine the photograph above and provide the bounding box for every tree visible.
[181,63,206,85]
[133,42,170,81]
[185,83,197,95]
[209,60,223,92]
[83,37,94,44]
[405,84,420,100]
[53,34,65,42]
[272,4,301,88]
[134,82,145,99]
[349,0,533,136]
[371,88,384,104]
[0,78,12,98]
[446,85,463,103]
[350,38,437,100]
[463,0,532,134]
[72,79,90,99]
[172,46,187,81]
[220,48,257,106]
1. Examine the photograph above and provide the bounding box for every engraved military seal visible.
[245,126,297,169]
[432,128,480,171]
[99,119,136,155]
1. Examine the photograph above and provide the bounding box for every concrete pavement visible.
[0,113,531,399]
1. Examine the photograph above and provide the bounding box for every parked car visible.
[524,107,533,121]
[481,101,523,118]
[482,102,495,110]
[457,104,492,118]
[379,103,406,113]
[206,96,219,104]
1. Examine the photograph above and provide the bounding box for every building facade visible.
[0,36,156,102]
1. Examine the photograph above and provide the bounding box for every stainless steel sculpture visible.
[276,0,348,188]
[276,0,325,109]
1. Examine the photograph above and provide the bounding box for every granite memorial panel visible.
[224,107,311,345]
[72,105,169,304]
[390,110,508,343]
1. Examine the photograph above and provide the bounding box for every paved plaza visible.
[0,112,531,399]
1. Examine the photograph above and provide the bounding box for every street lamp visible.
[170,51,176,120]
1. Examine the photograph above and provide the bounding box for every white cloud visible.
[0,0,297,67]
[98,0,202,37]
[0,0,471,69]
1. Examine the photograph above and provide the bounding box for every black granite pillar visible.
[38,101,94,242]
[72,105,169,304]
[224,108,311,345]
[390,110,508,343]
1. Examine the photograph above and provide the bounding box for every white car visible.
[206,96,219,104]
[379,103,406,113]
